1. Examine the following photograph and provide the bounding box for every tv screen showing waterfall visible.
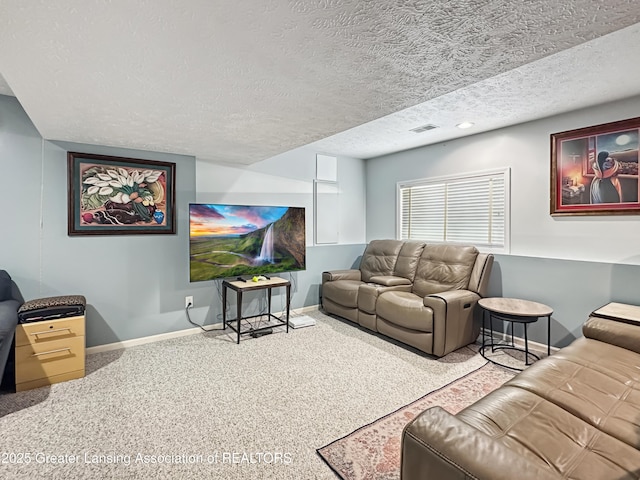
[188,204,306,282]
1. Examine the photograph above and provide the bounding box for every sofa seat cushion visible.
[367,275,411,287]
[505,337,640,449]
[457,385,640,479]
[322,280,361,308]
[358,282,412,314]
[377,291,433,332]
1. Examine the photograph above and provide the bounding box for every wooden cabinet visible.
[15,315,85,392]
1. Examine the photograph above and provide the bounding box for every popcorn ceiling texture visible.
[0,1,639,163]
[310,22,640,159]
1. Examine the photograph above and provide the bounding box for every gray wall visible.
[365,95,640,347]
[195,147,367,245]
[189,142,368,326]
[490,254,640,347]
[1,95,42,297]
[1,95,198,346]
[0,94,367,347]
[7,83,636,349]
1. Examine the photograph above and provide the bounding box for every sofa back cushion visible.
[412,245,479,297]
[360,240,403,282]
[468,253,494,296]
[393,241,426,281]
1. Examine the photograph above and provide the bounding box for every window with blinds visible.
[398,168,510,252]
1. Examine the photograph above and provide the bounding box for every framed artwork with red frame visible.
[550,117,640,216]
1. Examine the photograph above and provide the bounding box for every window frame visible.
[396,167,511,254]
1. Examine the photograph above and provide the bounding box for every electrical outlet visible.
[185,296,194,309]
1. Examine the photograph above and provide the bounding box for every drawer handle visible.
[30,328,72,336]
[32,347,72,357]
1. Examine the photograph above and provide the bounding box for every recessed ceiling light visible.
[456,121,474,129]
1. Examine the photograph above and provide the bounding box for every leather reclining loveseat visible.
[401,304,640,479]
[321,240,494,357]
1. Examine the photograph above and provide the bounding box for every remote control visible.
[236,276,246,282]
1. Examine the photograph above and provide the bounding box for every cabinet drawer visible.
[16,316,85,347]
[16,370,85,392]
[15,336,85,383]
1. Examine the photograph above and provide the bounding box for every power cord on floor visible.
[185,301,209,332]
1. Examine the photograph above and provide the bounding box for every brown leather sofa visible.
[322,240,494,357]
[401,305,640,479]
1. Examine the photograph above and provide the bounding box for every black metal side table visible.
[478,297,552,371]
[222,277,291,344]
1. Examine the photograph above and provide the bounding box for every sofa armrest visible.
[423,290,480,357]
[423,289,479,309]
[322,270,361,283]
[11,280,24,304]
[583,315,640,355]
[368,275,412,287]
[401,407,562,480]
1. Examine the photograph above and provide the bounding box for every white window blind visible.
[398,169,509,251]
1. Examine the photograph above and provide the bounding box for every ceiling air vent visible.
[410,124,439,133]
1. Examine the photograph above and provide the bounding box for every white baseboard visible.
[482,328,560,354]
[86,304,320,355]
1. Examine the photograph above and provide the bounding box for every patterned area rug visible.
[317,362,515,480]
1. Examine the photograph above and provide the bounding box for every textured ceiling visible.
[1,1,639,164]
[312,22,640,159]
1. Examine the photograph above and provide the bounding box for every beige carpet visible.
[0,311,519,479]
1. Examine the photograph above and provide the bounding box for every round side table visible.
[478,297,552,371]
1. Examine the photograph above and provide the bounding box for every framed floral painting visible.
[67,152,176,235]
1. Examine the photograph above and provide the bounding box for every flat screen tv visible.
[189,204,306,282]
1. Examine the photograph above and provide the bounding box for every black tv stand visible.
[222,276,291,344]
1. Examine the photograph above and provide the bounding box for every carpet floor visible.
[0,310,526,479]
[317,362,515,480]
